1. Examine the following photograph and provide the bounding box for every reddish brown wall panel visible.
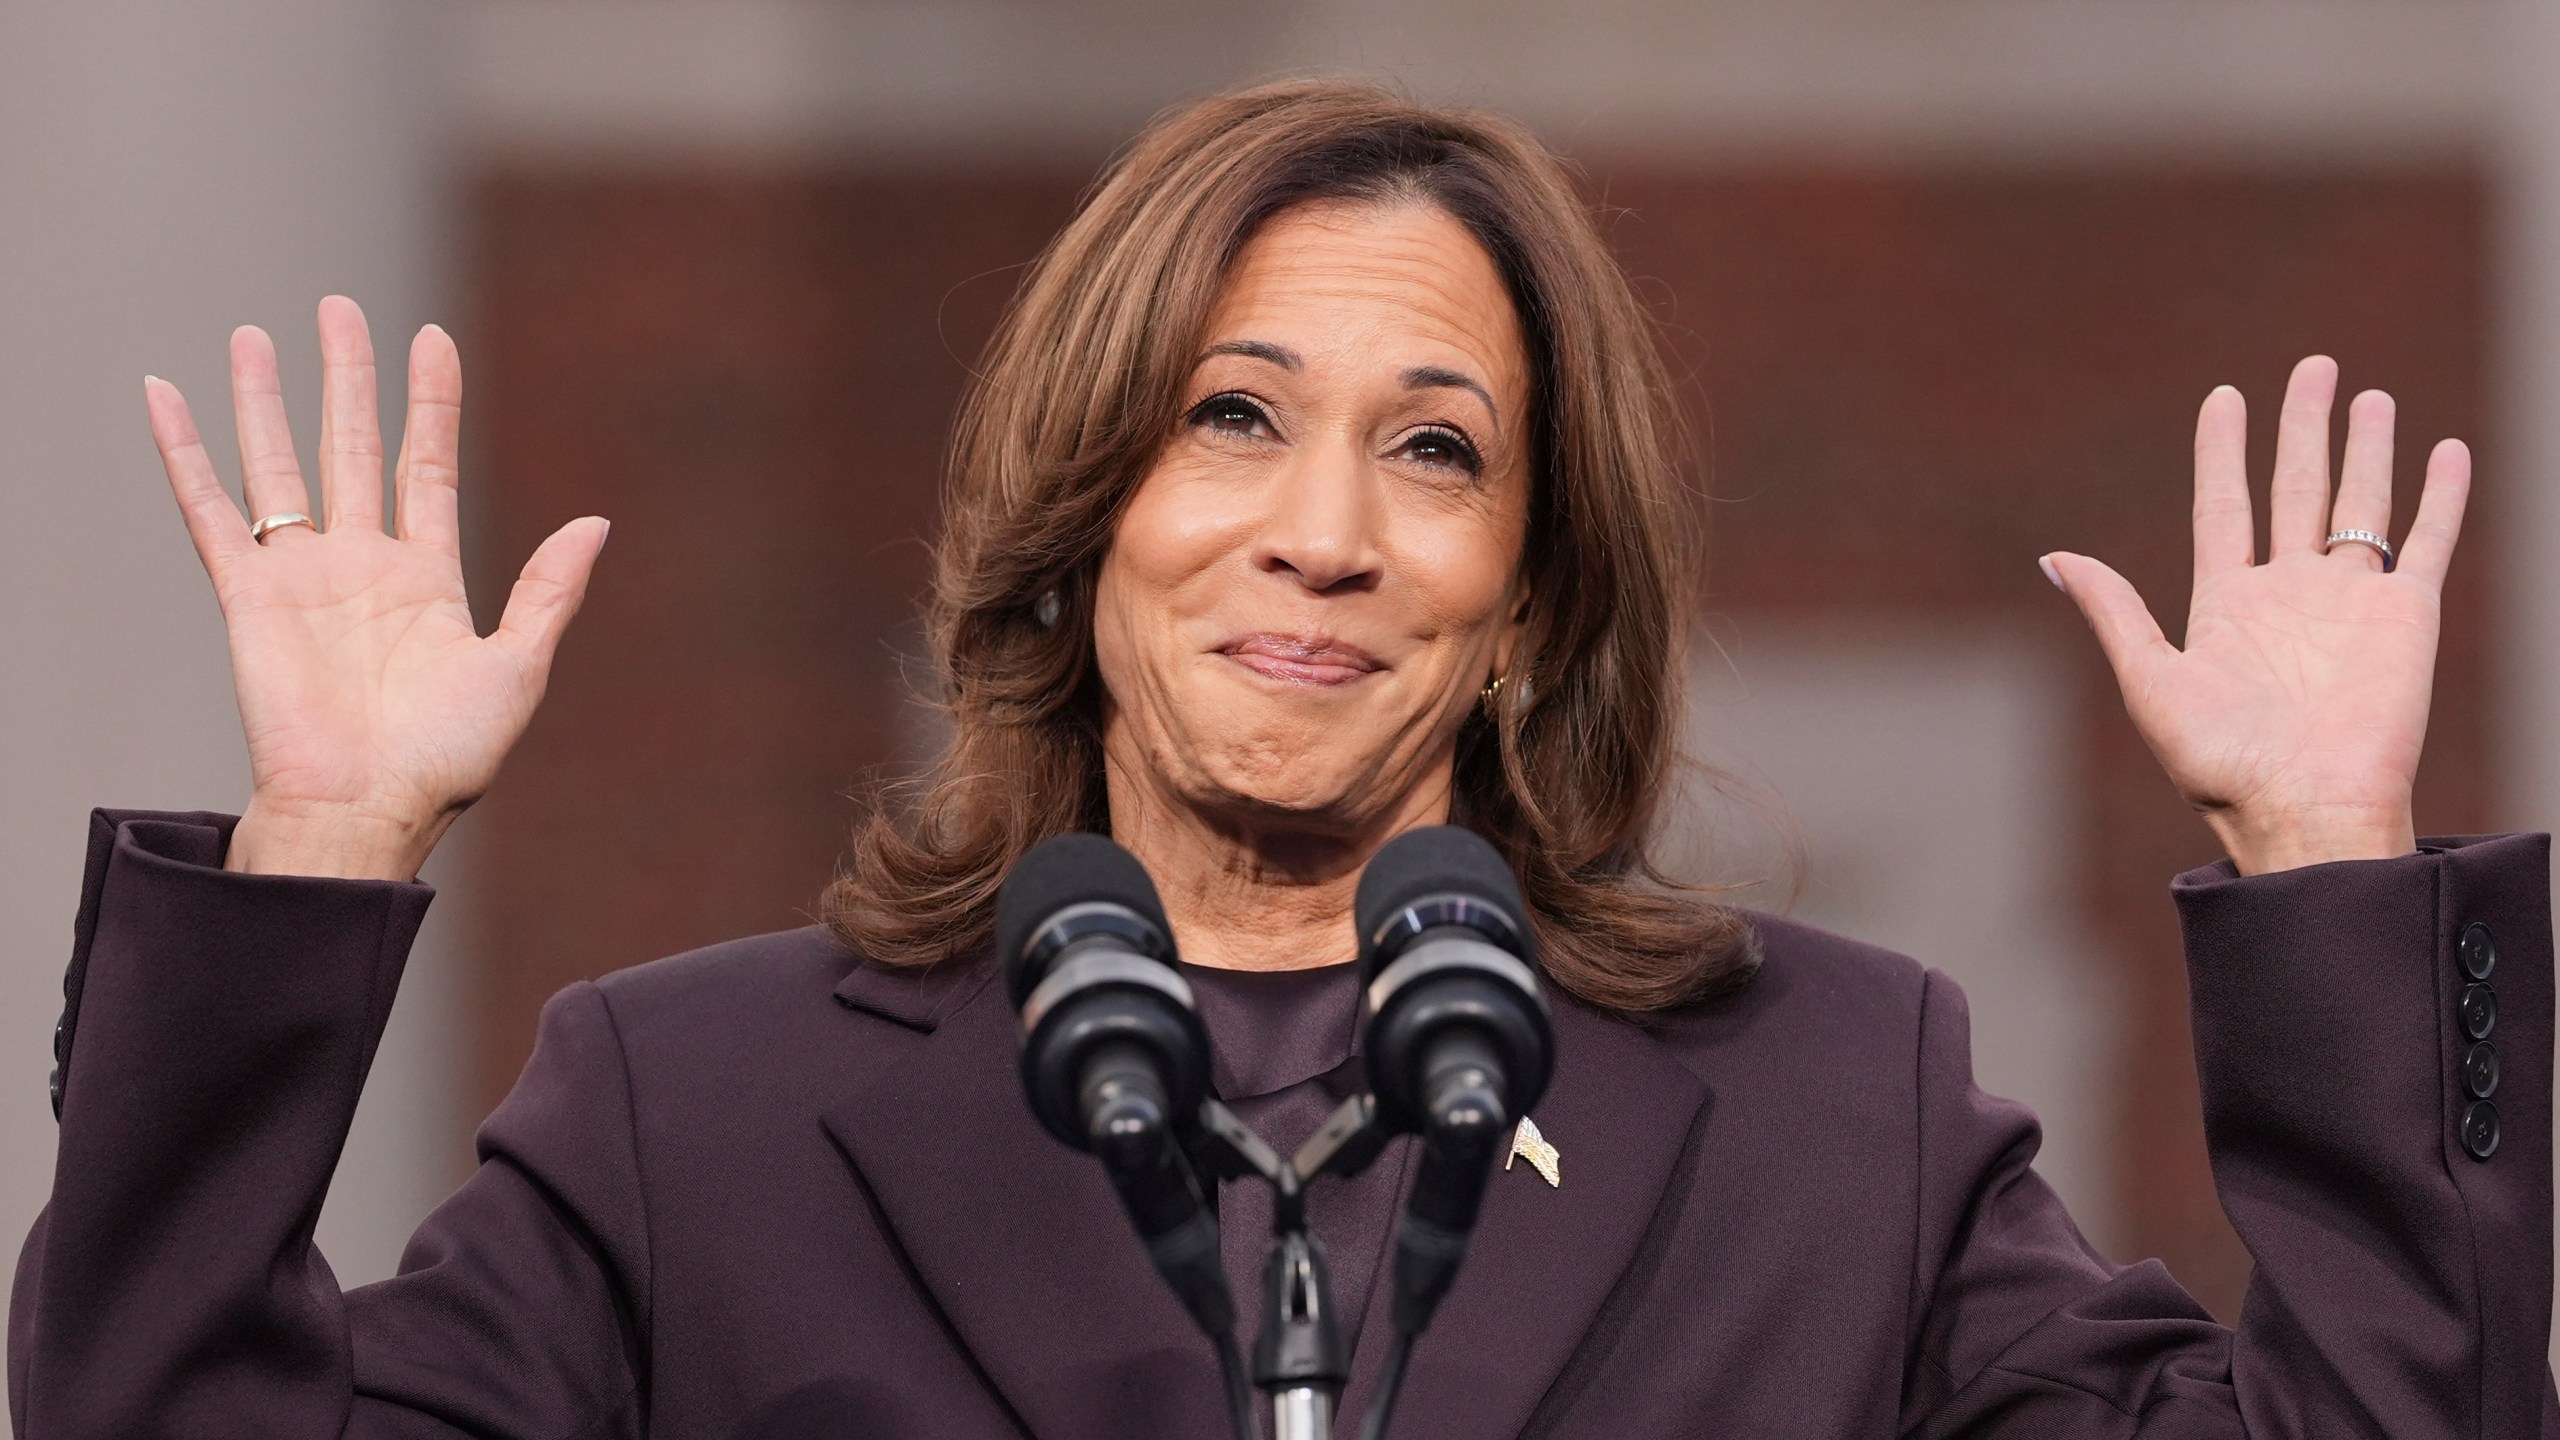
[1599,169,2490,1314]
[463,163,2487,1321]
[464,171,1086,1118]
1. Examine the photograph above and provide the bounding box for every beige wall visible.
[2495,2,2560,1369]
[450,0,2489,164]
[0,0,464,1286]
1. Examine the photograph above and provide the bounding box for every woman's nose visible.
[1255,438,1383,594]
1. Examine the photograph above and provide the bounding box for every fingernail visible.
[2037,554,2066,592]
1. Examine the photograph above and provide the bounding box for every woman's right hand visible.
[146,296,608,881]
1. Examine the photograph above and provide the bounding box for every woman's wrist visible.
[225,797,451,881]
[2203,803,2417,877]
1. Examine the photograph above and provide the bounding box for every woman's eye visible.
[1189,393,1274,438]
[1398,426,1482,475]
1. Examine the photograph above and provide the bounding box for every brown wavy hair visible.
[823,78,1758,1012]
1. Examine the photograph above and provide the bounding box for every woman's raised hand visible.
[147,296,608,881]
[2046,356,2470,875]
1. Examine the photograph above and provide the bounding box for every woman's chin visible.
[1185,753,1428,834]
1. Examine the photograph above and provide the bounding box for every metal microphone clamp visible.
[1189,1094,1394,1440]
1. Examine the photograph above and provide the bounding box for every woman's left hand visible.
[2045,356,2472,875]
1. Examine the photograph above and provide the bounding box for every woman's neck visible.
[1102,763,1455,973]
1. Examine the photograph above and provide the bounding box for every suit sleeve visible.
[8,811,650,1440]
[1902,834,2558,1439]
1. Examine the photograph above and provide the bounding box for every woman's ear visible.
[1491,583,1531,685]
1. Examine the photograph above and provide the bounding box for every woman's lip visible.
[1218,634,1384,686]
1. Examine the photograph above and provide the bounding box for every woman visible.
[11,80,2550,1439]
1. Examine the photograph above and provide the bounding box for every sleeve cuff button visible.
[2459,922,2498,981]
[2460,982,2498,1040]
[2463,1041,2500,1099]
[2462,1099,2501,1160]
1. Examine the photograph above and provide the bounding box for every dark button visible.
[51,1016,65,1063]
[48,1067,62,1120]
[2459,922,2498,981]
[2462,1099,2501,1160]
[2464,1041,2501,1098]
[2461,982,2497,1040]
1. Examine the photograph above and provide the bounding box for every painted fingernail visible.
[2038,554,2066,592]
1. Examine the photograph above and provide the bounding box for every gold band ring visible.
[250,511,316,545]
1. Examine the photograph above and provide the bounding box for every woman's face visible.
[1093,200,1533,842]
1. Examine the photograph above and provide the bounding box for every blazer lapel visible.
[1343,999,1710,1438]
[822,962,1707,1440]
[821,960,1235,1439]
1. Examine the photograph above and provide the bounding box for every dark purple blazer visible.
[10,809,2557,1438]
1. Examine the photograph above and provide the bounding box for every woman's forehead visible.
[1202,201,1527,408]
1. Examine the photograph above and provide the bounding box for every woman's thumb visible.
[2042,551,2170,685]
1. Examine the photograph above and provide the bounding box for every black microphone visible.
[1354,826,1555,1339]
[997,833,1232,1340]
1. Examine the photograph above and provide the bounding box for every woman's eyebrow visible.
[1402,364,1497,424]
[1197,343,1497,426]
[1202,339,1299,369]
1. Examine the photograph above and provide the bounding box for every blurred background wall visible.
[3,0,2553,1374]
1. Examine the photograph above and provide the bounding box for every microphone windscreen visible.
[1353,825,1531,981]
[995,832,1172,1009]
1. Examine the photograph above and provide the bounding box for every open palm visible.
[2047,357,2470,875]
[146,297,607,879]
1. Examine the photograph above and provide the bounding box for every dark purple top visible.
[1184,960,1413,1356]
[10,809,2558,1438]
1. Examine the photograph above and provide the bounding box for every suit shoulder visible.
[1639,910,1933,1060]
[587,925,858,1031]
[1746,910,1929,996]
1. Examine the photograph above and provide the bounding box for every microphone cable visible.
[1356,1329,1418,1440]
[1216,1329,1257,1440]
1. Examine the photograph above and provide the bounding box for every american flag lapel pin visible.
[1507,1115,1560,1187]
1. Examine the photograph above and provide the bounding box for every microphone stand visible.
[1190,1096,1392,1440]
